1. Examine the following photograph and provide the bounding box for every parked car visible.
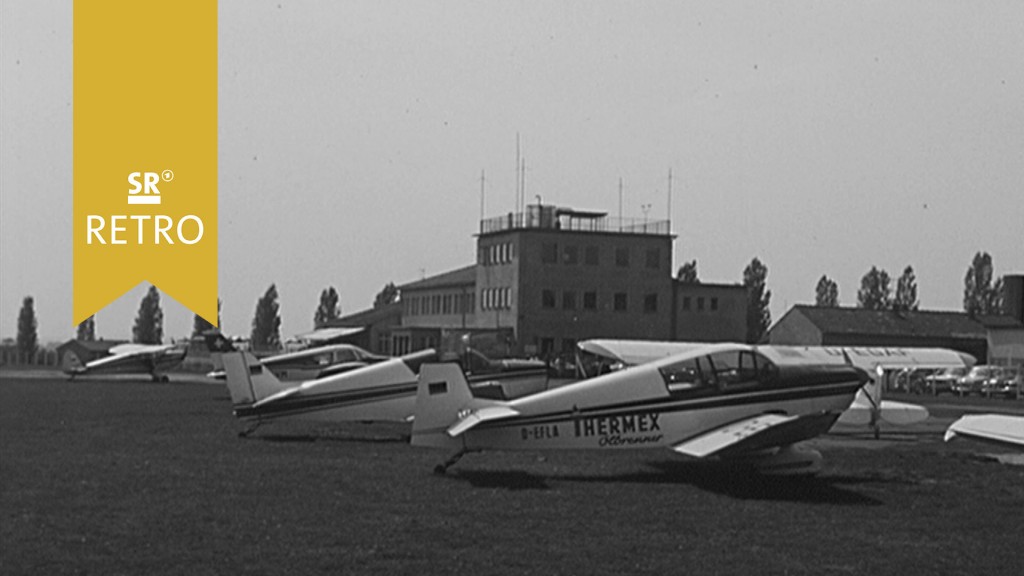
[983,366,1022,399]
[897,368,936,394]
[953,365,1002,396]
[923,367,967,395]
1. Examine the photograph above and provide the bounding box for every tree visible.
[251,284,282,351]
[373,282,400,309]
[133,286,164,344]
[314,287,341,328]
[743,258,772,344]
[16,296,38,357]
[676,260,699,284]
[814,275,839,307]
[76,315,96,341]
[857,267,892,311]
[893,266,920,312]
[192,299,221,336]
[963,252,1004,316]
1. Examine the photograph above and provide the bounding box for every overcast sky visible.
[2,1,1023,344]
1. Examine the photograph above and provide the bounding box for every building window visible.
[542,243,558,264]
[711,297,718,311]
[540,337,555,356]
[682,296,691,311]
[563,291,576,310]
[697,297,705,311]
[563,245,578,265]
[542,289,556,309]
[585,246,599,265]
[614,292,627,312]
[561,338,577,354]
[646,248,660,269]
[615,247,629,267]
[644,293,658,313]
[583,291,597,310]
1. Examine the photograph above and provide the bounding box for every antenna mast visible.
[618,177,623,231]
[667,168,673,233]
[515,133,521,216]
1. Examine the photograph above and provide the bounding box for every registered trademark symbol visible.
[161,170,174,182]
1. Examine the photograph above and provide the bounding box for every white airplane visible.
[204,331,388,382]
[216,346,550,436]
[411,342,870,475]
[63,343,187,382]
[945,415,1024,449]
[577,340,976,436]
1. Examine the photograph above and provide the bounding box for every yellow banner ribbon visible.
[73,0,217,326]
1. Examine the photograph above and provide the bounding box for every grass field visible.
[2,373,1022,575]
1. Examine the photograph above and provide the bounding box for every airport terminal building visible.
[329,204,748,358]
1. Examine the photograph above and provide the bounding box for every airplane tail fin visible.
[220,351,290,408]
[411,363,479,449]
[61,351,84,374]
[202,330,236,377]
[202,330,237,353]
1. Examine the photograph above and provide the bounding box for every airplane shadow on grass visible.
[449,460,886,505]
[253,432,411,445]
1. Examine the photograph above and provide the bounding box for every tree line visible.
[11,281,401,357]
[11,251,1012,355]
[674,250,1010,344]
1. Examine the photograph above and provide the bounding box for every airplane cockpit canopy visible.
[659,348,778,394]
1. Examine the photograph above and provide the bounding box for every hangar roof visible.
[784,305,987,339]
[399,265,477,292]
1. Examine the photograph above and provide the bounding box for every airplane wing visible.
[446,406,521,437]
[672,412,840,458]
[578,339,700,366]
[944,415,1024,448]
[836,391,929,426]
[72,343,185,379]
[107,343,175,356]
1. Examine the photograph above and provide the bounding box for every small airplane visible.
[213,338,550,437]
[577,340,976,436]
[204,332,389,382]
[945,415,1024,449]
[411,342,870,475]
[63,343,187,382]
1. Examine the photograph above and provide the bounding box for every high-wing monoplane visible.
[578,339,975,436]
[412,342,870,475]
[64,343,187,382]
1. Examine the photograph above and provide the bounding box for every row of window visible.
[681,296,719,312]
[479,241,515,266]
[406,289,722,316]
[405,292,475,316]
[540,289,659,313]
[540,243,661,270]
[481,287,512,310]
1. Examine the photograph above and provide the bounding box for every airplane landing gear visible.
[434,449,469,475]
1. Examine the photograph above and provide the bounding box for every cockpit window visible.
[659,356,714,392]
[333,349,358,363]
